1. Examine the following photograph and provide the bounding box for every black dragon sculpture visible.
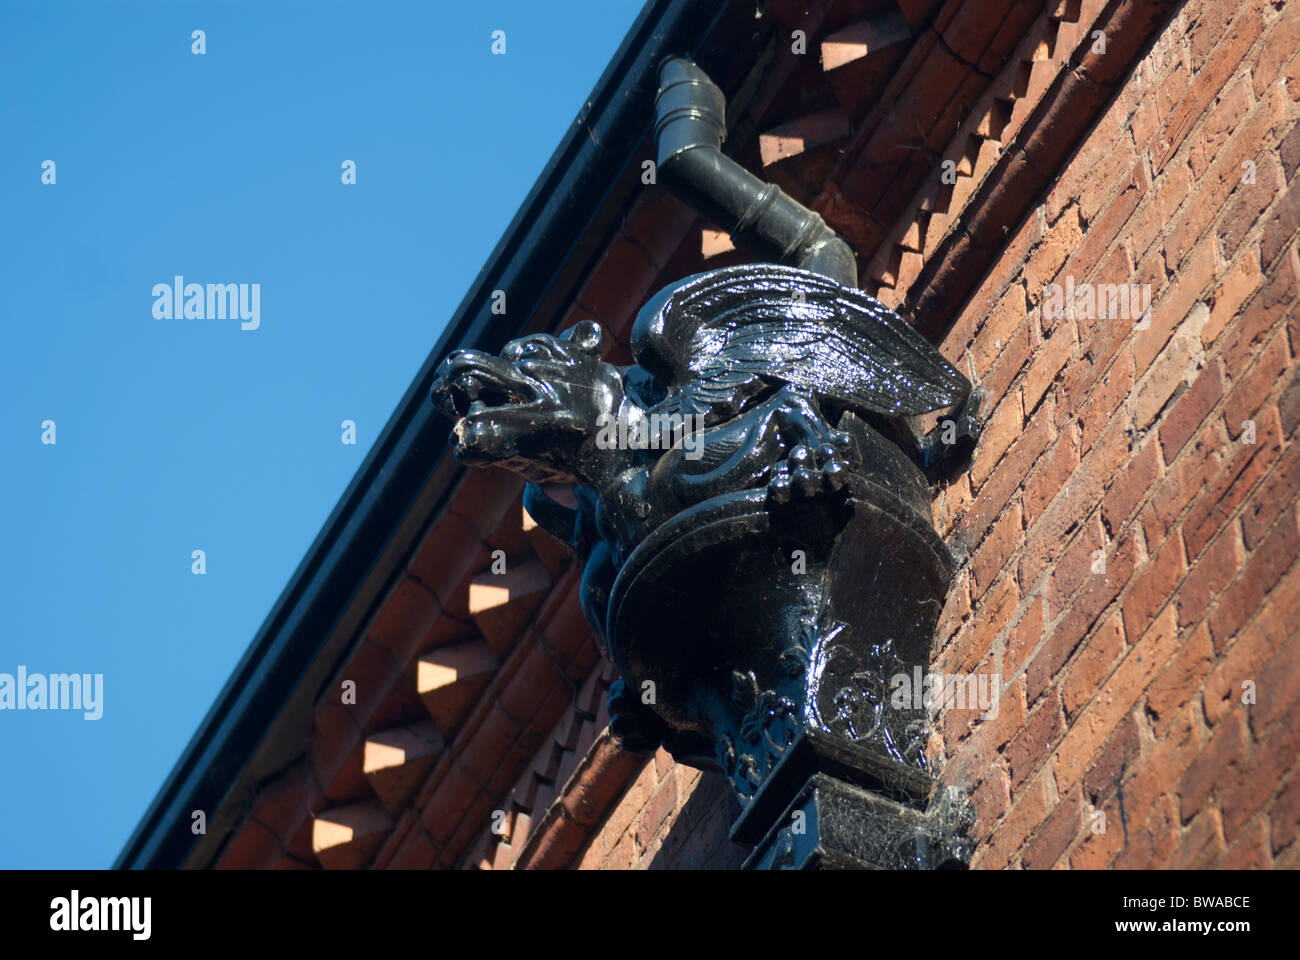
[427,58,982,868]
[432,262,980,763]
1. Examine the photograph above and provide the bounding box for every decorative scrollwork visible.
[715,632,813,802]
[807,628,930,773]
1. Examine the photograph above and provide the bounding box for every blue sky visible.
[0,0,644,869]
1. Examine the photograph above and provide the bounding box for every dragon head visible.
[431,320,630,485]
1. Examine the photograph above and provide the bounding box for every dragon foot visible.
[768,439,856,504]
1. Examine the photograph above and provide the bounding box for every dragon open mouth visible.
[432,353,546,421]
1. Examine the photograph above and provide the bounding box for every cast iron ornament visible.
[432,263,979,795]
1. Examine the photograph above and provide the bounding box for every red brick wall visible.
[928,0,1300,869]
[572,756,746,870]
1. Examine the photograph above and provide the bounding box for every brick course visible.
[926,0,1300,869]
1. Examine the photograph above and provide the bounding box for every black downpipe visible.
[654,57,859,287]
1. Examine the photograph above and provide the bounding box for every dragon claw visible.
[793,465,819,495]
[768,441,855,503]
[823,460,847,489]
[769,468,794,504]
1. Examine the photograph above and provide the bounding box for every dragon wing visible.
[631,264,971,423]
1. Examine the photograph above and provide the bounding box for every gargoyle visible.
[433,259,978,630]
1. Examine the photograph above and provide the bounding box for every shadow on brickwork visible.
[647,772,747,869]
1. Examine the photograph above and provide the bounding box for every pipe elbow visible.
[804,235,859,289]
[655,141,724,199]
[650,56,859,288]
